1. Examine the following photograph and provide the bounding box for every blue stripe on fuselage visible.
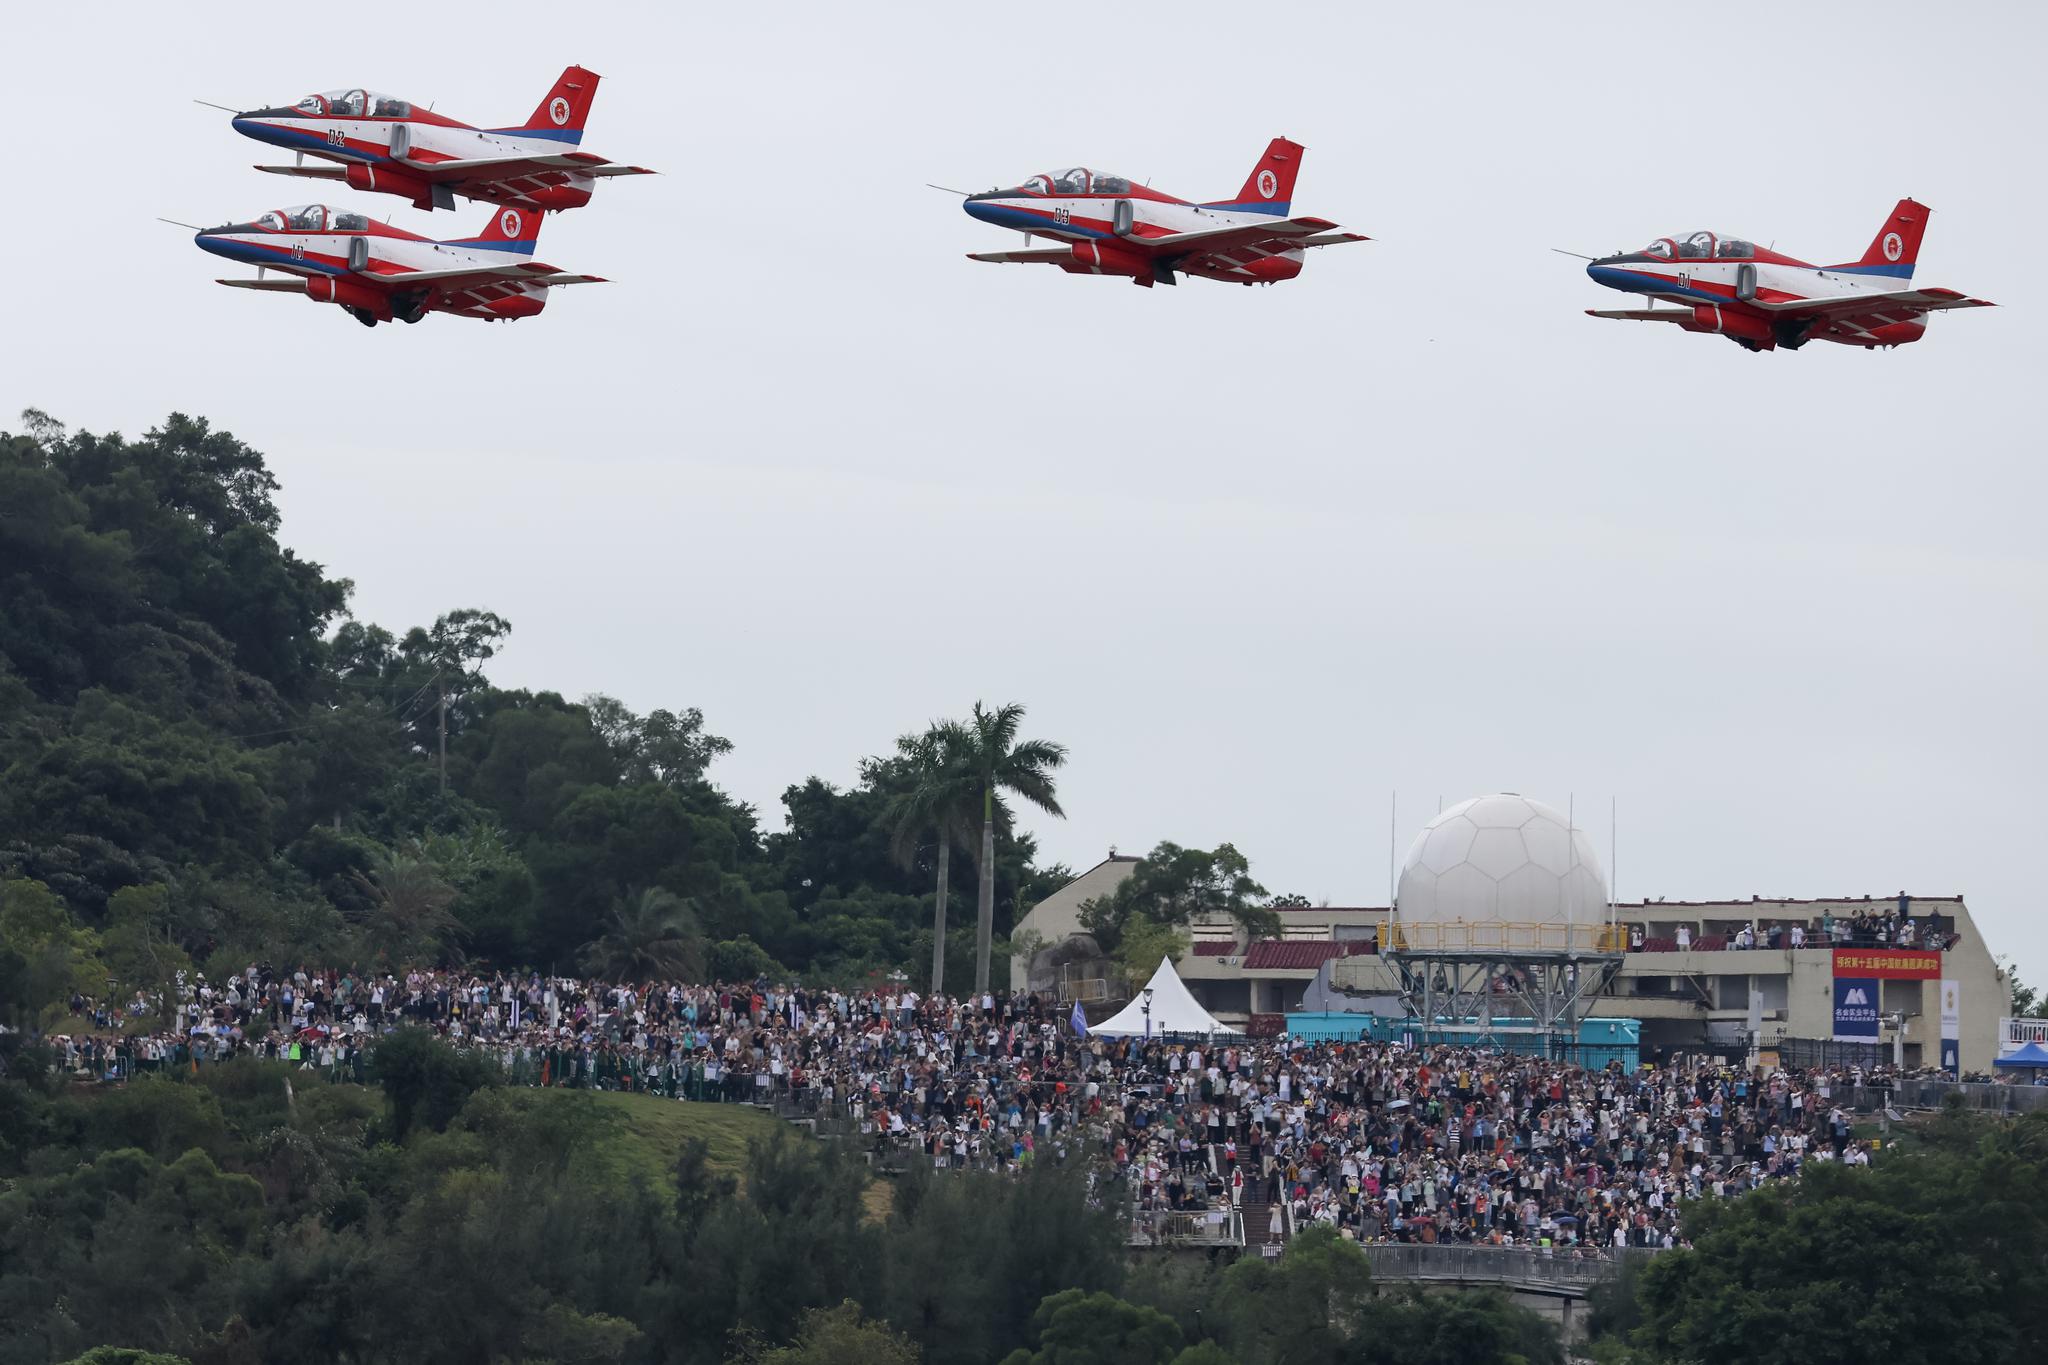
[967,202,1110,239]
[1825,262,1915,279]
[239,121,372,160]
[1586,264,1726,304]
[1201,201,1291,216]
[200,238,347,276]
[487,126,583,144]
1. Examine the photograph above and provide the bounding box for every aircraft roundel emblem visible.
[501,210,522,238]
[549,96,571,126]
[1883,231,1903,262]
[1257,169,1278,200]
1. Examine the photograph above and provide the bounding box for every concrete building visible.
[1013,859,2008,1071]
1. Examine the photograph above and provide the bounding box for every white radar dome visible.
[1396,794,1608,931]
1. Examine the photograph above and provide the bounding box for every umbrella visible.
[1386,1098,1412,1111]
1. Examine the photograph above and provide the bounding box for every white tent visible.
[1091,957,1239,1037]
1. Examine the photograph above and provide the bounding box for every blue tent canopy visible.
[1993,1041,2048,1069]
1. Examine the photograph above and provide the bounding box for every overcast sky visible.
[7,3,2044,978]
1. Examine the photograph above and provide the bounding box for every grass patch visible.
[578,1093,782,1193]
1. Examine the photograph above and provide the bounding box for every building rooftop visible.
[1242,940,1375,971]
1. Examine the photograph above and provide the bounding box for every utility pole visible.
[436,670,448,797]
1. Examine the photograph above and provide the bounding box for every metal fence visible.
[1357,1243,1657,1292]
[1845,1079,2048,1115]
[1775,1038,1892,1070]
[1127,1207,1244,1249]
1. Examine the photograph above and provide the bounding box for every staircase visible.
[1238,1176,1289,1256]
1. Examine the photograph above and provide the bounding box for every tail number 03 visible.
[1052,206,1072,226]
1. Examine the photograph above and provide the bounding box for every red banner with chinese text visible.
[1832,948,1940,980]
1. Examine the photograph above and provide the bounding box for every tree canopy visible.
[0,410,1099,998]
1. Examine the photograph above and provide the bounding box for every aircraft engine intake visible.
[305,274,393,321]
[1686,303,1775,350]
[345,162,436,211]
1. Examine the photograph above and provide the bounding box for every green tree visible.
[958,702,1067,998]
[1344,1289,1562,1365]
[748,1301,921,1365]
[1080,841,1279,950]
[367,1025,500,1140]
[998,1289,1184,1365]
[577,887,706,981]
[880,721,979,995]
[100,885,192,1024]
[0,877,105,1026]
[1218,1225,1374,1365]
[1632,1110,2048,1365]
[1112,918,1193,991]
[348,843,463,965]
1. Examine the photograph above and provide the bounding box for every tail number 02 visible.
[327,129,347,148]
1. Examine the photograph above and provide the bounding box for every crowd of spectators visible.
[43,963,1898,1256]
[1627,903,1959,954]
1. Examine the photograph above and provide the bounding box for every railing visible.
[1381,922,1627,954]
[1358,1243,1656,1292]
[2002,1017,2048,1051]
[1127,1207,1244,1248]
[1844,1079,2048,1115]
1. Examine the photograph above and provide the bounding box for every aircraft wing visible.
[966,249,1074,265]
[1587,308,1693,324]
[1745,286,1995,318]
[1131,216,1369,259]
[406,152,655,180]
[358,261,585,290]
[254,164,347,180]
[259,152,654,182]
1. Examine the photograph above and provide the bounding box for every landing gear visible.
[345,306,379,328]
[1773,318,1813,351]
[394,294,429,325]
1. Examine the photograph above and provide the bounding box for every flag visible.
[1070,1001,1089,1038]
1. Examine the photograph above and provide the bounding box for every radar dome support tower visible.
[1385,793,1623,1059]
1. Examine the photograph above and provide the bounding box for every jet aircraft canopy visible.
[1640,231,1755,261]
[290,88,413,118]
[1017,168,1135,196]
[253,205,371,232]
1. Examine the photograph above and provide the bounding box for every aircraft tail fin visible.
[507,65,601,144]
[1832,198,1930,279]
[447,205,543,256]
[1203,137,1304,217]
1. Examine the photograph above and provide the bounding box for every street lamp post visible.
[1142,986,1155,1040]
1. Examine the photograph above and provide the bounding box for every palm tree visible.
[881,721,979,995]
[959,701,1068,999]
[350,843,464,965]
[578,887,706,982]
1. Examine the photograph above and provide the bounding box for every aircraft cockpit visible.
[290,89,413,118]
[1642,232,1755,261]
[1017,168,1135,196]
[253,205,370,232]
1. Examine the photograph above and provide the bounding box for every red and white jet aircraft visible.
[1583,199,1992,351]
[226,66,652,213]
[192,202,602,326]
[958,137,1366,287]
